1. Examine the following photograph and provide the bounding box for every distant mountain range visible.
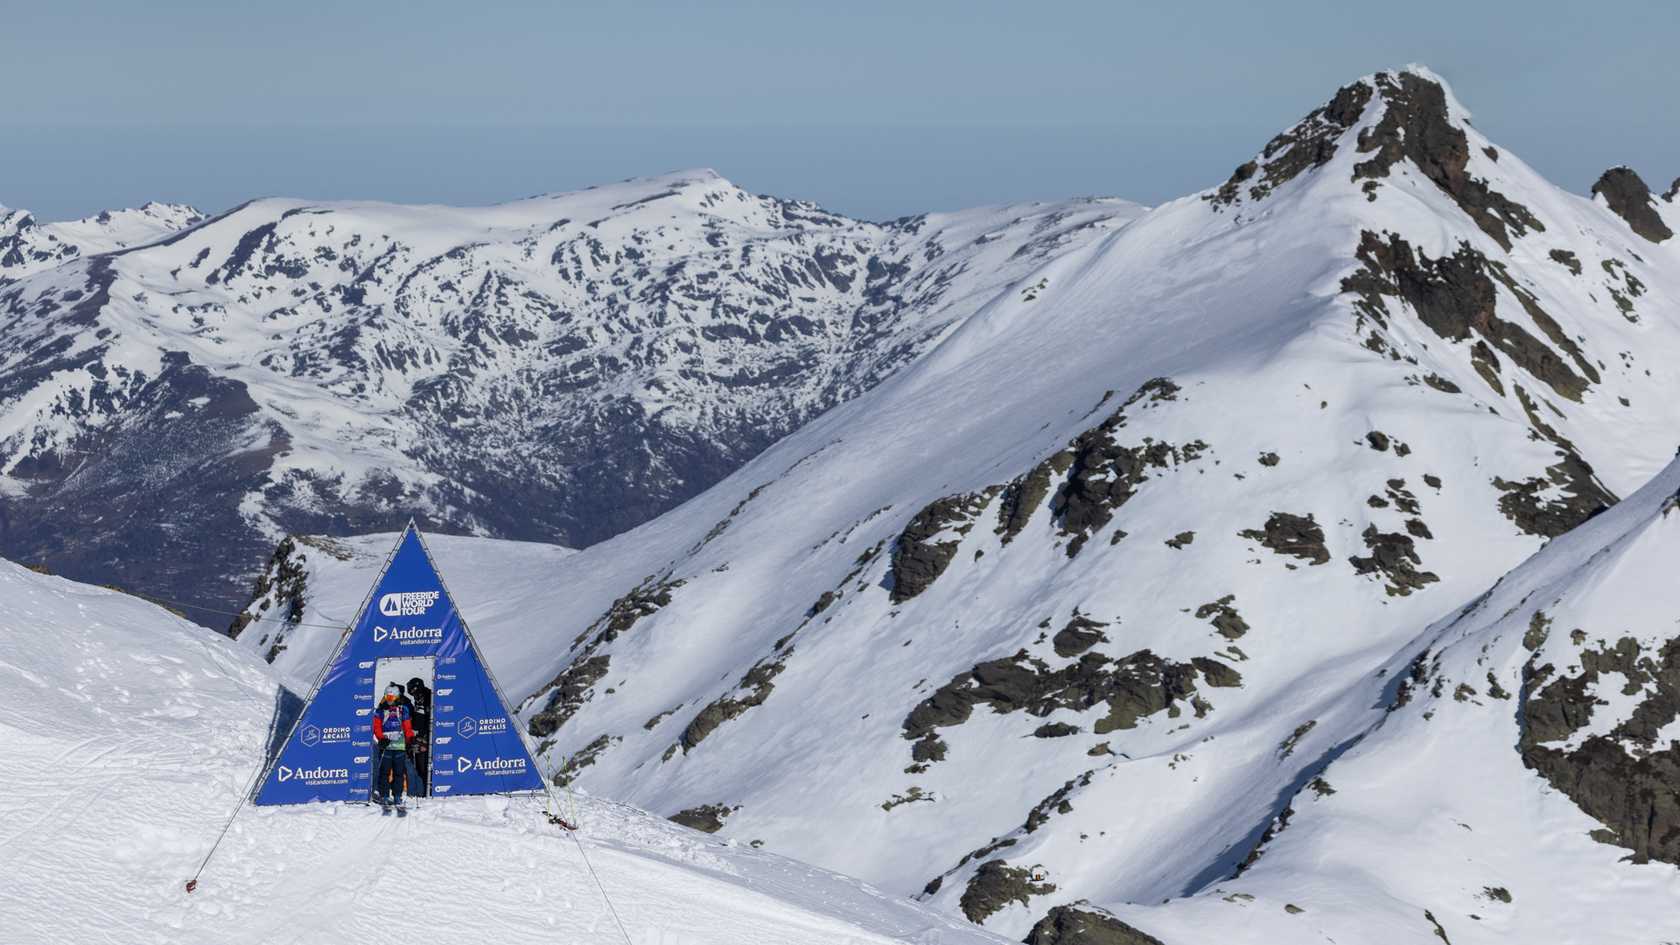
[0,175,1140,617]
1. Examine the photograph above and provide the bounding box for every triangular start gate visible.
[255,523,545,804]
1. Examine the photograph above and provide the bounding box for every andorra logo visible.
[371,624,444,645]
[300,724,321,747]
[379,590,441,617]
[456,755,527,775]
[276,764,349,783]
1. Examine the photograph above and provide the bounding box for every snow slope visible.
[1114,455,1680,945]
[0,173,1144,620]
[232,65,1680,941]
[0,556,1012,945]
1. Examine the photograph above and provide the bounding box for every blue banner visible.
[255,525,545,805]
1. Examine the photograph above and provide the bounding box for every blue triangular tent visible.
[255,523,545,805]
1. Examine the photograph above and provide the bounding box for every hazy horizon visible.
[4,1,1675,222]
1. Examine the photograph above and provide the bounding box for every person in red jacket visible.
[371,685,415,811]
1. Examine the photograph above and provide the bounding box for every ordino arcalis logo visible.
[379,590,441,617]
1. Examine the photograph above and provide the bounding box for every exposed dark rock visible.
[1421,373,1461,393]
[1052,614,1110,658]
[680,656,785,751]
[1521,636,1680,864]
[1040,379,1201,557]
[997,460,1059,544]
[1601,257,1647,322]
[807,590,837,616]
[1237,805,1295,874]
[1547,249,1582,275]
[229,535,315,648]
[1385,479,1421,514]
[1032,722,1081,738]
[1240,512,1331,565]
[1470,340,1505,396]
[1483,886,1512,903]
[1493,452,1617,538]
[1258,451,1280,466]
[960,860,1055,925]
[1353,71,1543,250]
[1164,530,1195,549]
[1191,657,1244,687]
[570,575,686,649]
[881,786,935,811]
[902,647,1219,756]
[1425,910,1452,944]
[1279,719,1317,757]
[555,733,619,786]
[911,733,948,763]
[1024,770,1094,833]
[691,482,769,553]
[1523,611,1552,651]
[1349,525,1439,595]
[1591,167,1673,243]
[526,655,610,738]
[891,490,996,603]
[1342,231,1595,402]
[668,803,736,833]
[1195,595,1251,640]
[1366,430,1391,451]
[1209,81,1373,207]
[524,573,687,736]
[1024,905,1166,945]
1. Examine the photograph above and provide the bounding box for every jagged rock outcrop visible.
[1352,71,1543,249]
[1591,167,1673,243]
[1024,906,1166,945]
[1521,636,1680,864]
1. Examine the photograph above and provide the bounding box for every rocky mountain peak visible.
[1592,165,1674,242]
[1209,66,1545,253]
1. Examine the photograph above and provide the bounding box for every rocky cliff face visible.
[0,175,1142,618]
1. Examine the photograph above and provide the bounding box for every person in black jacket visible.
[406,676,433,795]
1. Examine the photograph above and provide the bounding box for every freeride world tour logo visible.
[379,590,440,617]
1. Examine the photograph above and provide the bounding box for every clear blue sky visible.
[3,1,1674,222]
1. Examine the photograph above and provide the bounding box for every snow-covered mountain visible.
[1111,447,1680,944]
[0,174,1142,621]
[232,65,1680,942]
[0,201,205,280]
[0,554,1015,945]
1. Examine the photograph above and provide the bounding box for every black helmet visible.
[407,677,426,692]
